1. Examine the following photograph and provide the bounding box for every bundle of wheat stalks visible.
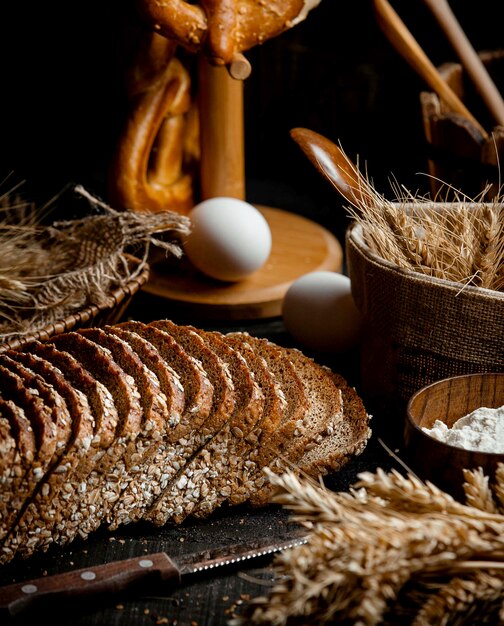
[231,464,504,626]
[343,160,504,292]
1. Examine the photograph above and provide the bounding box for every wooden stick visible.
[422,0,504,127]
[198,56,246,200]
[372,0,488,139]
[228,52,252,81]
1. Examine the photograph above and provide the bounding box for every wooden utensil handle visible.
[0,553,180,617]
[422,0,504,127]
[372,0,488,139]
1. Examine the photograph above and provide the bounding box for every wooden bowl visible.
[404,372,504,501]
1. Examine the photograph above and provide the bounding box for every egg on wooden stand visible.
[183,197,272,282]
[282,271,362,352]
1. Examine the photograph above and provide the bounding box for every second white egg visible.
[184,197,272,282]
[282,271,362,352]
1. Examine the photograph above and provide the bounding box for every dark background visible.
[0,0,502,237]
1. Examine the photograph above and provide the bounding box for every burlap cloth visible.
[346,221,504,419]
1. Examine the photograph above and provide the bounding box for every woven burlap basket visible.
[346,220,504,420]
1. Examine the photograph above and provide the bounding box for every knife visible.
[0,533,309,618]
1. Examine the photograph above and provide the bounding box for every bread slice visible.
[47,331,145,540]
[143,325,265,525]
[0,398,36,549]
[296,372,371,477]
[105,321,217,527]
[0,407,16,482]
[0,362,58,556]
[0,351,94,561]
[21,340,119,550]
[216,334,309,508]
[108,318,235,530]
[246,347,347,506]
[115,321,213,441]
[170,331,287,522]
[105,325,185,436]
[75,327,171,530]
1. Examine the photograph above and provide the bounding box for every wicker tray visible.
[0,254,150,353]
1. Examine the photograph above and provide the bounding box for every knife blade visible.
[0,533,309,617]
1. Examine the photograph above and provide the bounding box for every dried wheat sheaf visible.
[230,465,504,626]
[0,185,191,342]
[337,150,504,292]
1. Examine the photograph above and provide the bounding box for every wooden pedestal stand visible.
[144,58,343,319]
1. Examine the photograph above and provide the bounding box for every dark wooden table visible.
[0,291,400,626]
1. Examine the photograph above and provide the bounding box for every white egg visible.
[282,271,362,352]
[184,197,272,282]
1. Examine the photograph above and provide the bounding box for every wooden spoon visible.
[422,0,504,127]
[290,127,370,208]
[372,0,488,139]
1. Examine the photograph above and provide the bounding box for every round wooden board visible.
[143,206,343,319]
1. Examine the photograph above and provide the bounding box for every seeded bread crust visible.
[110,321,216,528]
[76,327,171,530]
[48,332,145,541]
[180,331,286,521]
[0,399,36,547]
[0,409,16,482]
[23,341,119,549]
[0,364,58,555]
[218,334,309,509]
[162,328,266,523]
[0,351,94,561]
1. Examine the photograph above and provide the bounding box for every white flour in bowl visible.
[422,405,504,453]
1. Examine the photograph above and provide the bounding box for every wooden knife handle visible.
[0,552,180,618]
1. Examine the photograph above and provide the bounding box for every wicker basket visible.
[346,220,504,421]
[0,254,149,353]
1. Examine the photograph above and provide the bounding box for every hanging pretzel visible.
[136,0,323,66]
[109,34,198,215]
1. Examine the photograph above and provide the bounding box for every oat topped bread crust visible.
[22,340,120,549]
[154,327,266,525]
[115,321,214,440]
[0,362,58,550]
[47,331,145,539]
[184,331,287,520]
[0,350,94,561]
[0,398,36,544]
